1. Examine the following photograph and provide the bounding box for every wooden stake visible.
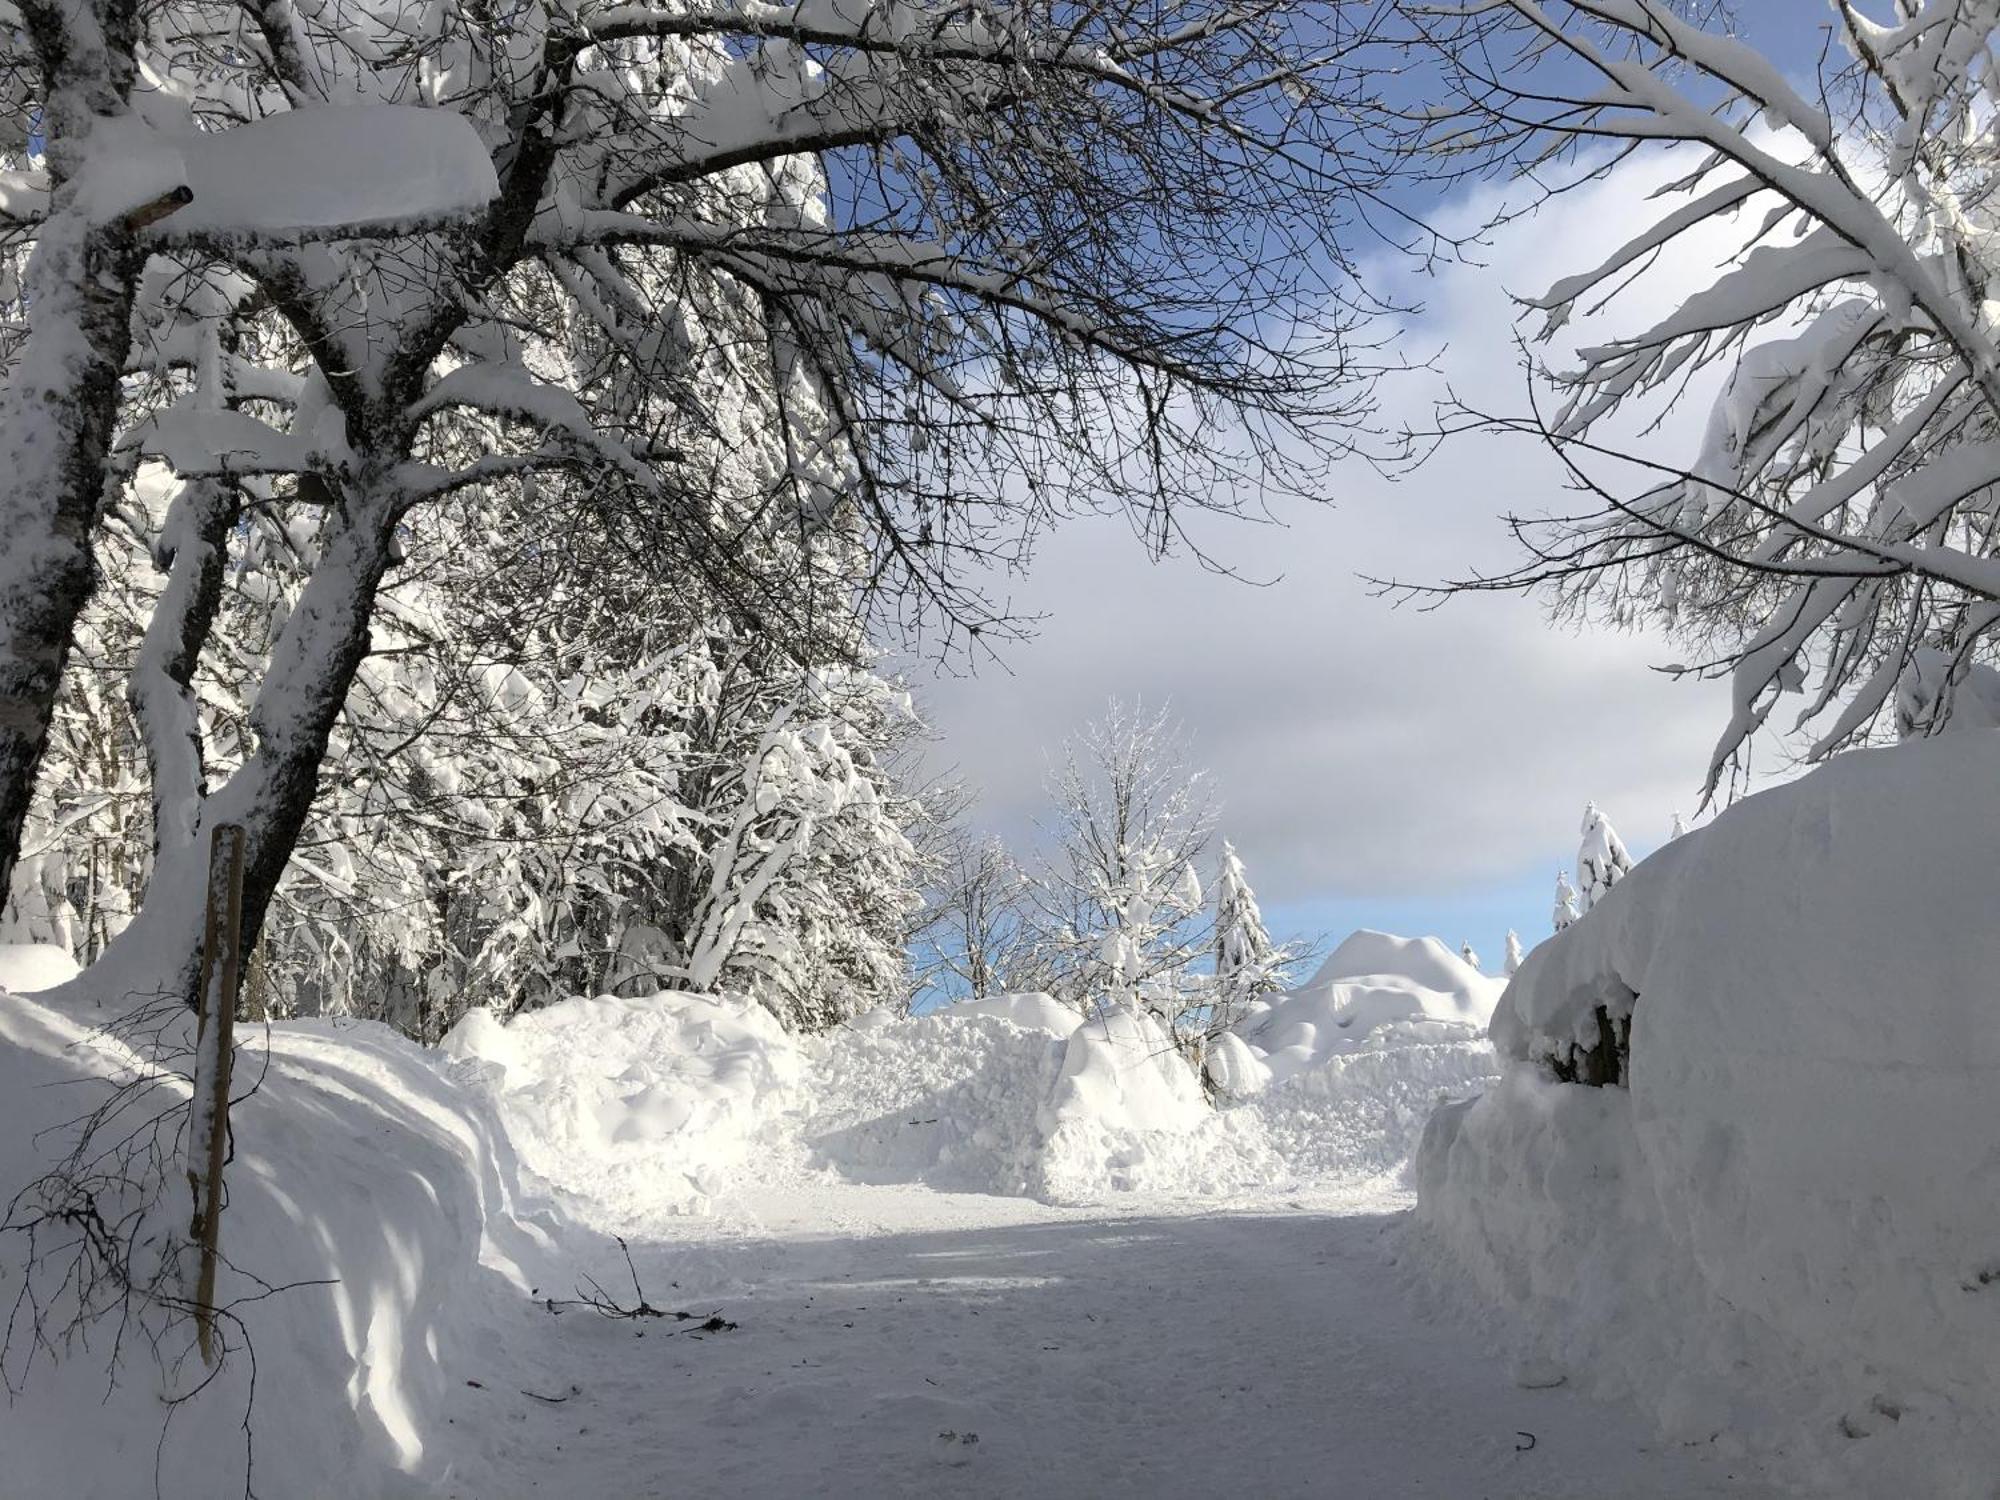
[188,822,245,1367]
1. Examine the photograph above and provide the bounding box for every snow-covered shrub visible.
[1416,732,2000,1497]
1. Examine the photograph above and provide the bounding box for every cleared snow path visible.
[430,1182,1787,1499]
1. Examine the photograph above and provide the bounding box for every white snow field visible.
[1,931,1782,1498]
[1417,730,2000,1500]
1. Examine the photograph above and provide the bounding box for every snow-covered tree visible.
[670,641,926,1030]
[1412,2,2000,793]
[0,13,500,903]
[1212,841,1283,1029]
[916,835,1033,1005]
[1577,802,1633,912]
[1668,812,1690,843]
[1460,941,1481,972]
[12,0,1402,1012]
[1504,929,1524,977]
[1552,870,1579,934]
[1033,703,1215,1027]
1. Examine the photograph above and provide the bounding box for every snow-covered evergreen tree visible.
[1504,930,1525,977]
[1212,842,1282,1029]
[1460,941,1481,972]
[1552,871,1579,934]
[1577,803,1634,912]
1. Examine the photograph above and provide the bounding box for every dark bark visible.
[0,0,151,898]
[0,224,146,901]
[90,457,404,1010]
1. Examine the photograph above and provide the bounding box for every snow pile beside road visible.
[444,933,1505,1220]
[798,940,1501,1203]
[1035,1006,1279,1202]
[804,1000,1075,1195]
[444,990,801,1219]
[1248,1024,1501,1184]
[807,998,1275,1202]
[1242,930,1501,1086]
[1217,929,1502,1185]
[1415,731,2000,1499]
[0,983,557,1500]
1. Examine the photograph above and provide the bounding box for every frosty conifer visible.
[1577,803,1634,912]
[1213,842,1280,1028]
[1504,930,1524,976]
[1553,871,1580,933]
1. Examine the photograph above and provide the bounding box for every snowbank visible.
[807,999,1276,1201]
[0,940,80,992]
[1034,1006,1278,1202]
[0,987,557,1500]
[1251,1024,1501,1184]
[1415,732,2000,1497]
[1208,929,1502,1186]
[805,1002,1075,1195]
[1244,930,1502,1085]
[444,991,802,1219]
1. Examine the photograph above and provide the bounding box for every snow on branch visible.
[124,408,317,479]
[1404,0,2000,786]
[410,363,665,491]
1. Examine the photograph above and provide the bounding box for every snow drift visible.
[1243,929,1501,1086]
[0,925,1503,1495]
[447,952,1493,1221]
[1415,731,2000,1498]
[443,991,802,1220]
[804,999,1076,1196]
[0,959,559,1500]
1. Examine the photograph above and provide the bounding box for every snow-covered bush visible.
[1416,732,2000,1497]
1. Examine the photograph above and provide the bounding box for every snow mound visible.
[1203,1029,1272,1100]
[1416,731,2000,1498]
[805,1008,1074,1195]
[1313,928,1494,997]
[943,990,1085,1036]
[1239,929,1501,1085]
[807,1001,1274,1201]
[445,991,801,1220]
[0,941,80,993]
[1249,1024,1502,1185]
[0,987,557,1500]
[1034,1007,1279,1202]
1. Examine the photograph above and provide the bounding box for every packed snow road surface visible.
[435,1182,1784,1500]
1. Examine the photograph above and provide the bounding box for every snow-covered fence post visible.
[188,822,244,1366]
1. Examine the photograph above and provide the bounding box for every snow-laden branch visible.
[1409,0,2000,781]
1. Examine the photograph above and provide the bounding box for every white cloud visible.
[910,151,1772,905]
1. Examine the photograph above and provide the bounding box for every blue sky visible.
[908,4,1840,971]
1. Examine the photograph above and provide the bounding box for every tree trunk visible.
[0,0,151,898]
[79,468,403,1008]
[0,215,147,901]
[129,479,238,865]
